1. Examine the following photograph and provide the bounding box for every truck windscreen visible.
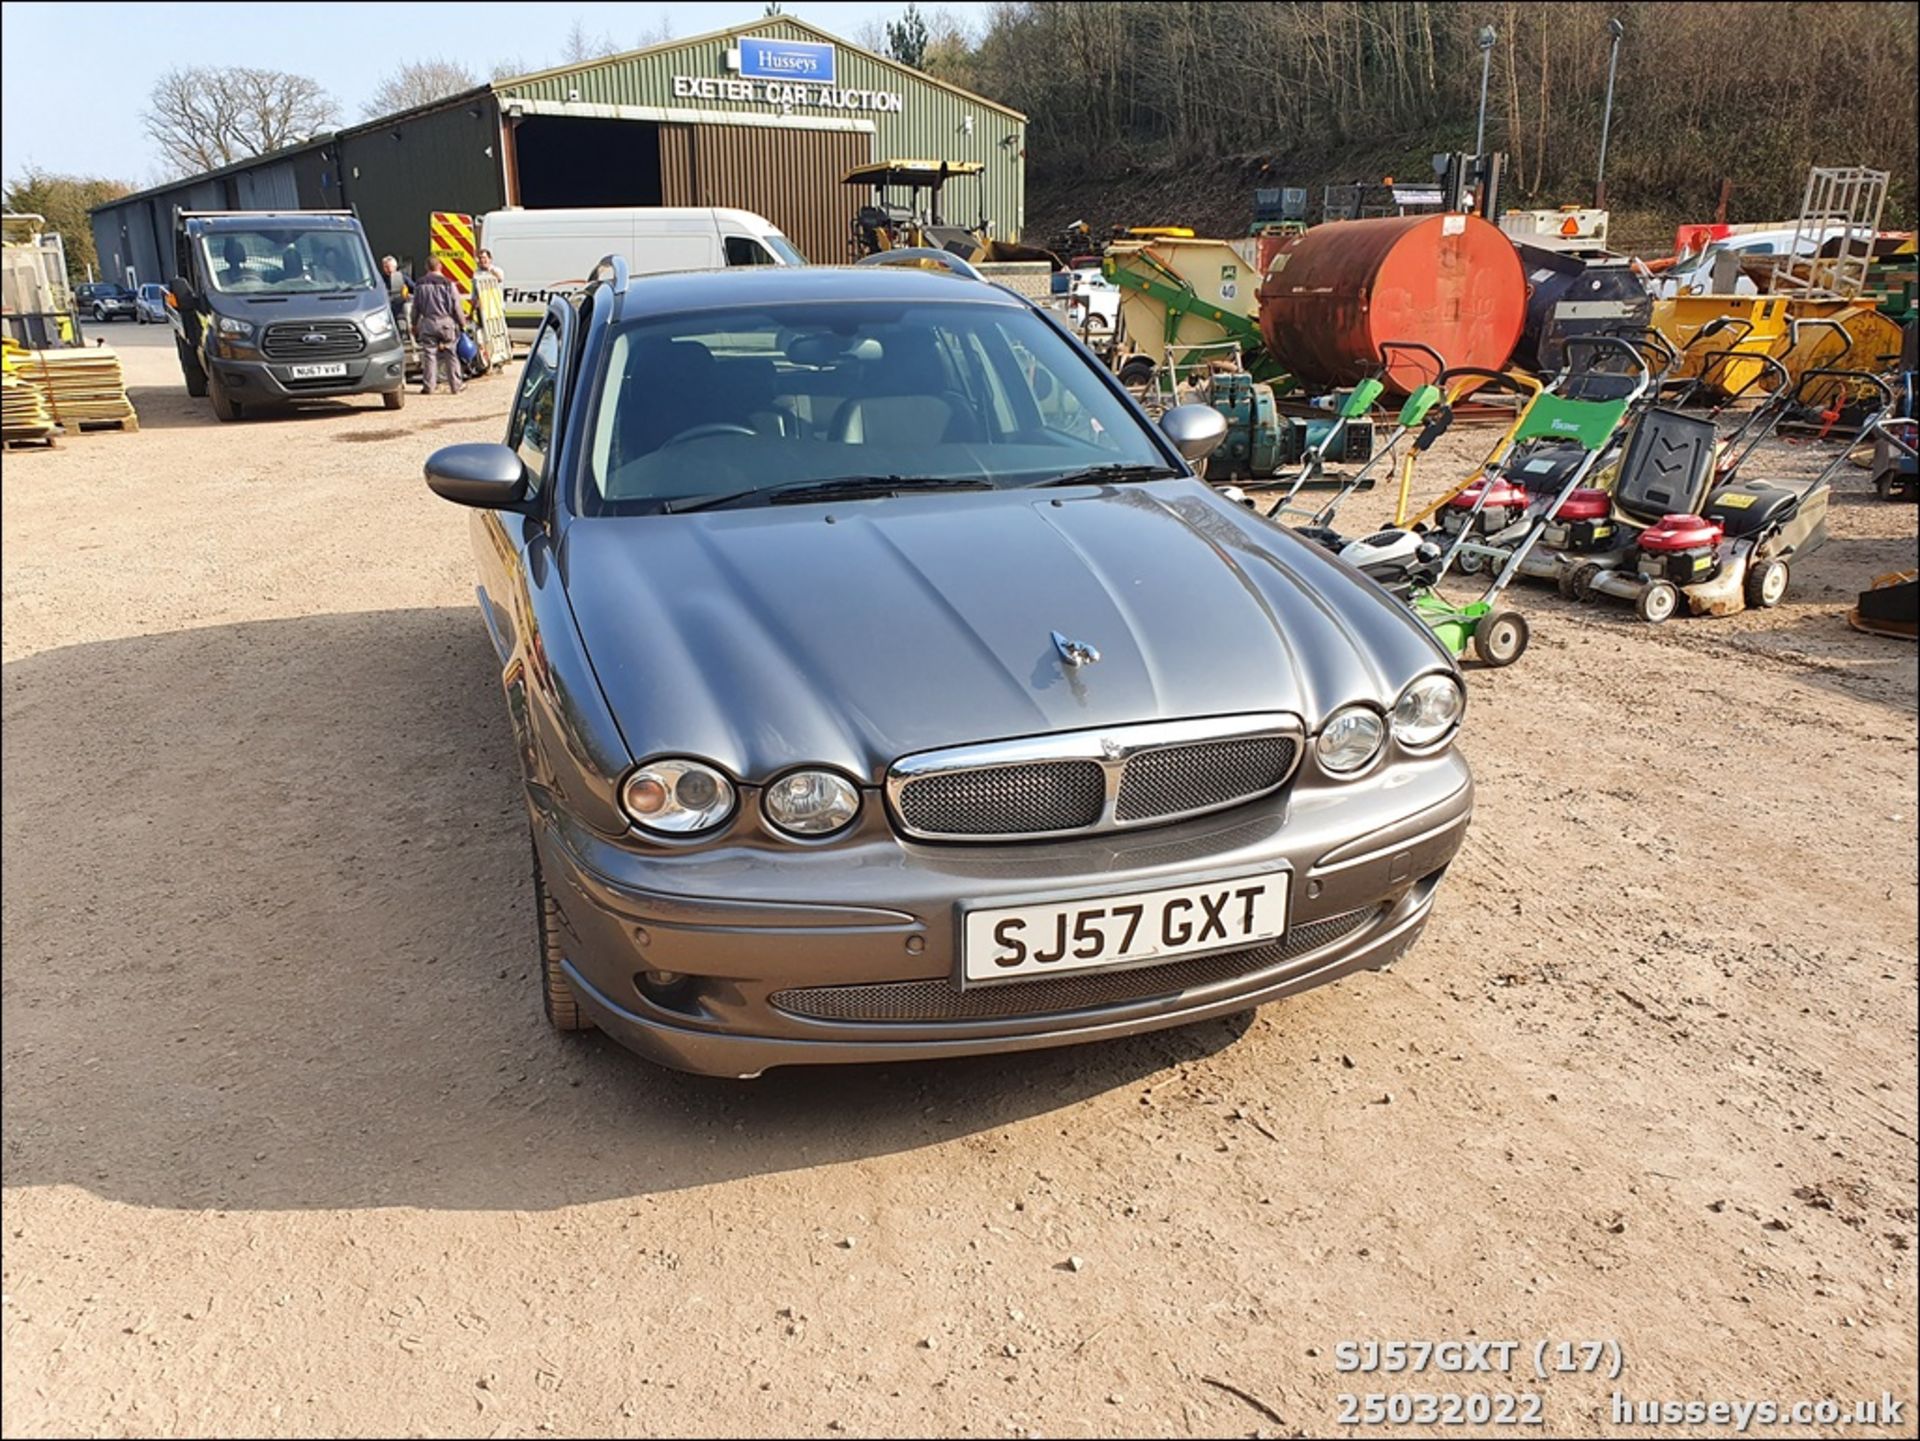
[199,228,376,295]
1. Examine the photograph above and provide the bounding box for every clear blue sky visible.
[1,1,990,185]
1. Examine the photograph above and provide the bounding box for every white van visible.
[479,206,805,336]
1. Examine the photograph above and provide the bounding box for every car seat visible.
[830,334,983,447]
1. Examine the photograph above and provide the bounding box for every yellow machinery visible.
[1,213,79,348]
[1775,300,1905,397]
[1103,236,1270,387]
[1650,294,1790,397]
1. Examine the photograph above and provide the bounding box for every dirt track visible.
[3,328,1915,1438]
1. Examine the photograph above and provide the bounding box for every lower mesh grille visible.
[770,904,1383,1023]
[896,761,1105,837]
[1116,736,1297,822]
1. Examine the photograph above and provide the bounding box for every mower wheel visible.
[1745,558,1789,609]
[1456,548,1486,575]
[1570,562,1602,602]
[1556,566,1581,600]
[1636,579,1680,624]
[1472,608,1530,667]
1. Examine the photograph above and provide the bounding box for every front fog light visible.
[621,758,735,834]
[1316,705,1386,774]
[764,769,860,836]
[1392,673,1465,749]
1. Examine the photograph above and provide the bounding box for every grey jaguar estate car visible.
[425,257,1473,1078]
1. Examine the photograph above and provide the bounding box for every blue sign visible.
[737,36,836,85]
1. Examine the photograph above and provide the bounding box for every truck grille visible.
[888,716,1302,841]
[770,904,1381,1023]
[262,320,365,360]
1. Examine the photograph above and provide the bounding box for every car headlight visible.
[764,769,861,836]
[363,307,393,339]
[216,315,253,337]
[1392,673,1466,750]
[620,758,736,834]
[1316,705,1386,774]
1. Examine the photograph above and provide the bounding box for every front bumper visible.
[532,751,1473,1077]
[209,341,406,400]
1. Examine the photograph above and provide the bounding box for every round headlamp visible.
[764,769,861,836]
[1392,673,1466,750]
[620,758,736,834]
[1316,705,1386,775]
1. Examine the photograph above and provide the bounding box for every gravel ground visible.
[3,325,1915,1438]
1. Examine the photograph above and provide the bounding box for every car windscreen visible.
[198,227,376,295]
[582,299,1166,514]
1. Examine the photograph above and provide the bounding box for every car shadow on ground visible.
[1,609,1248,1214]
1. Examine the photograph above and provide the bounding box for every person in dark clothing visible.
[411,259,465,395]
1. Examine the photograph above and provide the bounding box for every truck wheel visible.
[1744,557,1789,609]
[1636,579,1679,624]
[533,841,593,1032]
[1471,608,1529,667]
[382,388,405,411]
[176,338,209,398]
[208,374,243,422]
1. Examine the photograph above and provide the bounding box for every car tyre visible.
[1472,608,1529,666]
[382,387,405,411]
[208,373,243,422]
[92,303,107,322]
[534,842,594,1033]
[1744,557,1789,609]
[1636,579,1679,624]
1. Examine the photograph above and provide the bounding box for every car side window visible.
[508,321,562,493]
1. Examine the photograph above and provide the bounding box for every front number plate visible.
[288,361,348,379]
[962,872,1289,985]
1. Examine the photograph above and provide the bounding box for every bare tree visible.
[361,58,480,119]
[143,66,339,174]
[559,20,621,63]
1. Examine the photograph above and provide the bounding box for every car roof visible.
[615,263,1028,319]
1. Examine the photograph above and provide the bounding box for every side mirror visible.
[169,276,194,307]
[1159,402,1228,463]
[425,443,530,510]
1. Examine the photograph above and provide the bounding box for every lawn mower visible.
[1264,342,1442,528]
[1562,368,1896,622]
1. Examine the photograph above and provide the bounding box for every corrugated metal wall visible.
[338,100,506,270]
[498,17,1027,238]
[660,123,869,263]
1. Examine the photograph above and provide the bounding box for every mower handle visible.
[1437,366,1542,403]
[1685,316,1753,352]
[1560,334,1653,395]
[1377,340,1445,383]
[1793,367,1895,409]
[1689,348,1792,407]
[1789,316,1853,360]
[1599,322,1680,375]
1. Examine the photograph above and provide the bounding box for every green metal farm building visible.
[91,16,1027,285]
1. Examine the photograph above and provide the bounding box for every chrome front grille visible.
[895,761,1105,836]
[262,320,365,360]
[1115,736,1298,822]
[887,714,1303,841]
[771,904,1382,1023]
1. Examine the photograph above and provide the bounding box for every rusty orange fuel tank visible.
[1257,213,1526,393]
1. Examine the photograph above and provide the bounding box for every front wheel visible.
[1744,557,1789,609]
[1472,608,1530,667]
[533,842,593,1033]
[1636,579,1680,624]
[208,374,243,422]
[382,387,405,411]
[176,337,208,398]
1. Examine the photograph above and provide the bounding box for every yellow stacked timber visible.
[2,343,57,446]
[23,344,139,432]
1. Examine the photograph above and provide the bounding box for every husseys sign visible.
[672,36,905,113]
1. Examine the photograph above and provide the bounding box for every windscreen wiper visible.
[1032,463,1187,489]
[666,476,993,514]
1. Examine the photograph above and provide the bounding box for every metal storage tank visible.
[1511,241,1651,373]
[1257,213,1526,393]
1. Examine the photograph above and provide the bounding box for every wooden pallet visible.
[3,431,57,451]
[72,414,139,435]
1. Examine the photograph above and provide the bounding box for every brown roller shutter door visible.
[659,122,869,265]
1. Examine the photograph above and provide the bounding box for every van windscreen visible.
[199,228,376,294]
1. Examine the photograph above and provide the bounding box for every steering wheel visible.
[664,422,757,447]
